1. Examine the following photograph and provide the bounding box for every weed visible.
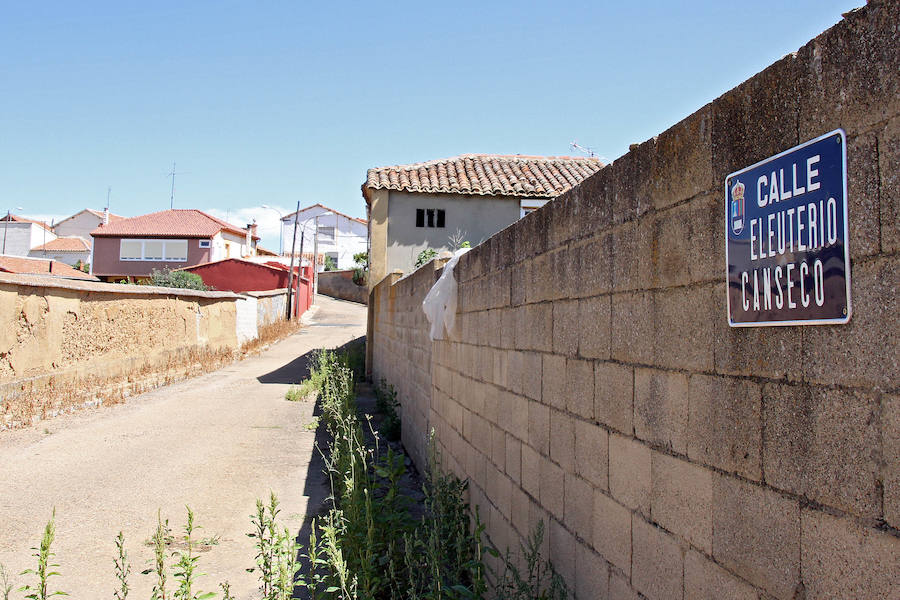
[494,521,568,600]
[219,581,233,600]
[142,510,170,600]
[19,508,66,600]
[113,531,130,600]
[374,379,401,442]
[248,492,300,600]
[1,563,13,600]
[284,385,307,402]
[171,506,214,600]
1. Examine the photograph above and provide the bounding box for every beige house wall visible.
[370,3,900,597]
[0,274,244,430]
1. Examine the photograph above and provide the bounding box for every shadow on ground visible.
[256,335,365,385]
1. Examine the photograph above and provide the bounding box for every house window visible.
[318,226,335,241]
[415,208,445,228]
[119,239,189,261]
[198,240,211,248]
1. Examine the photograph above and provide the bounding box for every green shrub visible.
[415,248,438,268]
[148,268,209,291]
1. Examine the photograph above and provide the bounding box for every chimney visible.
[103,207,109,225]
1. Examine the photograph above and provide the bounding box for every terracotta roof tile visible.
[0,255,97,280]
[31,237,91,252]
[90,209,257,239]
[363,154,602,201]
[0,214,53,232]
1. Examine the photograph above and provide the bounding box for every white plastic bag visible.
[422,247,471,340]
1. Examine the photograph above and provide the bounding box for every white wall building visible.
[280,203,367,270]
[0,216,57,256]
[53,208,125,248]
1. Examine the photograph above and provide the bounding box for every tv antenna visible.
[167,162,188,209]
[106,186,111,210]
[570,140,597,157]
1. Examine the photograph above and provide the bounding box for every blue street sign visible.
[725,129,851,326]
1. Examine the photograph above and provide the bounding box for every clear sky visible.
[1,0,861,250]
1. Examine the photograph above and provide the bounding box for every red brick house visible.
[90,209,259,282]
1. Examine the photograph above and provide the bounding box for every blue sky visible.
[1,0,860,249]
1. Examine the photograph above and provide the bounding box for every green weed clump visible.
[373,380,401,442]
[19,509,66,600]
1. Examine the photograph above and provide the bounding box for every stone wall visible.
[369,3,899,598]
[248,289,289,327]
[318,269,368,304]
[0,274,244,430]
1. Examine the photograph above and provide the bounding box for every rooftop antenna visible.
[106,186,111,210]
[570,140,596,157]
[167,162,187,209]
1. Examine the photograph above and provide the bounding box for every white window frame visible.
[520,199,547,218]
[198,239,211,248]
[119,238,189,262]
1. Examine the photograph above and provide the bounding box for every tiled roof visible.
[0,214,53,232]
[31,237,91,252]
[84,208,126,222]
[91,209,258,239]
[0,255,97,280]
[283,203,367,225]
[363,154,603,201]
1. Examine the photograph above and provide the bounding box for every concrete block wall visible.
[370,3,899,598]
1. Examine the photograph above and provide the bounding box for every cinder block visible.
[593,490,632,576]
[505,434,522,484]
[801,507,900,599]
[521,351,543,401]
[529,401,550,456]
[631,516,684,600]
[552,299,580,357]
[564,472,593,536]
[504,392,529,441]
[500,309,517,349]
[575,543,609,600]
[566,358,595,420]
[608,571,640,600]
[611,221,653,293]
[633,368,689,454]
[575,419,609,491]
[712,475,800,600]
[573,232,613,299]
[885,394,900,529]
[652,285,715,372]
[650,104,714,210]
[713,315,802,382]
[550,409,576,468]
[525,303,553,352]
[797,0,900,139]
[611,292,653,365]
[880,115,900,253]
[687,374,762,481]
[542,354,567,410]
[491,424,506,472]
[802,257,899,389]
[548,518,576,587]
[510,484,532,539]
[650,205,692,289]
[521,444,541,500]
[843,133,882,258]
[578,295,611,360]
[491,347,508,390]
[710,52,800,186]
[684,549,756,600]
[595,362,634,435]
[763,383,880,518]
[608,433,650,515]
[650,452,713,553]
[540,454,566,521]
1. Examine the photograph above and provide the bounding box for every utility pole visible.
[286,200,301,319]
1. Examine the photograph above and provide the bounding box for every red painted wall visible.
[92,237,211,280]
[184,259,291,293]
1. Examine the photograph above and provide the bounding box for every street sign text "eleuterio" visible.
[725,129,851,327]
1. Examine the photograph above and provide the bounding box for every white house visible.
[0,214,57,256]
[53,208,125,248]
[280,203,367,270]
[28,237,92,266]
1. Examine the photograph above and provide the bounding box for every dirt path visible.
[0,295,366,600]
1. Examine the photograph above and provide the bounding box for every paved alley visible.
[0,296,366,600]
